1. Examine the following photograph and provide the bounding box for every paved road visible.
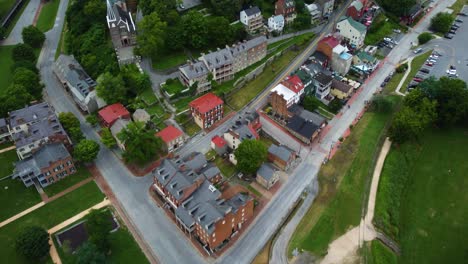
[1,0,41,46]
[269,1,455,263]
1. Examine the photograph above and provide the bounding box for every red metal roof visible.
[319,36,340,49]
[156,125,183,143]
[189,93,223,114]
[282,75,304,94]
[211,135,226,148]
[98,103,130,125]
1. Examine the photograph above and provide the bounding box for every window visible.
[212,233,215,237]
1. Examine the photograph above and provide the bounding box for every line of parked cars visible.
[408,51,442,91]
[377,37,398,49]
[445,13,465,39]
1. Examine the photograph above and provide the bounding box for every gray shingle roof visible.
[179,61,209,79]
[14,143,71,177]
[55,55,96,101]
[243,6,261,16]
[257,163,277,181]
[288,104,326,127]
[9,102,54,128]
[313,72,333,85]
[13,116,67,148]
[286,115,319,139]
[201,48,233,70]
[0,118,6,128]
[268,144,293,163]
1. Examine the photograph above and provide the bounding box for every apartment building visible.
[179,61,211,94]
[336,16,367,48]
[156,125,185,153]
[189,93,224,129]
[200,48,234,83]
[240,6,263,33]
[12,143,76,188]
[229,36,268,73]
[313,72,333,100]
[275,0,296,23]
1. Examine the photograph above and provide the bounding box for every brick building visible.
[317,35,340,60]
[12,143,76,188]
[346,0,364,20]
[156,125,185,153]
[268,144,297,171]
[275,0,296,23]
[189,93,224,129]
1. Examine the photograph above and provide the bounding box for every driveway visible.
[1,0,41,46]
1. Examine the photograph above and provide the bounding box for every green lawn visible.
[43,166,92,197]
[288,96,401,257]
[139,87,158,105]
[0,178,42,222]
[183,119,201,136]
[145,104,165,117]
[173,97,193,113]
[365,13,405,45]
[215,156,236,178]
[374,127,468,264]
[403,50,432,91]
[162,80,186,96]
[450,0,468,15]
[0,181,105,264]
[55,22,68,60]
[383,70,405,94]
[152,51,188,71]
[0,148,17,178]
[0,45,15,92]
[366,240,398,264]
[0,0,16,19]
[53,208,149,264]
[36,0,60,32]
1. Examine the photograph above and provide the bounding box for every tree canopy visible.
[58,112,84,143]
[376,0,416,17]
[12,43,36,62]
[136,12,167,58]
[13,68,43,98]
[234,139,268,175]
[0,84,34,117]
[15,226,50,260]
[74,139,100,163]
[85,210,112,252]
[21,25,45,48]
[430,12,454,34]
[76,242,107,264]
[117,121,164,165]
[96,72,128,105]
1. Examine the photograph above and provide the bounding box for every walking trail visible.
[395,54,414,96]
[320,138,392,264]
[48,199,111,264]
[0,145,15,153]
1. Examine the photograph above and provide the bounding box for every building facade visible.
[336,16,367,48]
[256,163,280,189]
[346,0,364,20]
[275,0,296,23]
[106,0,137,65]
[156,125,185,153]
[316,0,335,17]
[268,144,296,171]
[240,6,263,33]
[189,93,224,129]
[313,72,333,100]
[268,15,285,32]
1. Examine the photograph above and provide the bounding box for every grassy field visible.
[152,51,188,70]
[0,148,17,178]
[364,240,398,264]
[288,96,400,257]
[43,166,92,197]
[139,86,158,105]
[0,45,15,91]
[173,97,193,113]
[145,103,165,117]
[374,127,468,264]
[0,181,104,264]
[162,80,186,96]
[36,0,60,32]
[53,208,149,264]
[0,0,16,19]
[402,50,432,91]
[365,13,405,45]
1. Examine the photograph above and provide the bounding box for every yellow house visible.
[331,79,354,99]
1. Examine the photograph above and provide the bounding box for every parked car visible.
[428,59,437,63]
[432,51,442,56]
[393,29,402,33]
[430,54,439,59]
[444,33,454,39]
[452,23,460,28]
[384,76,391,82]
[425,62,434,67]
[380,81,387,88]
[455,18,463,23]
[420,68,430,74]
[414,47,423,54]
[413,78,423,83]
[449,29,457,34]
[458,12,467,16]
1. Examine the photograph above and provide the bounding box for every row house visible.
[317,35,340,60]
[223,123,259,151]
[268,144,297,171]
[268,15,285,32]
[316,0,335,17]
[275,0,296,24]
[174,180,253,252]
[179,61,212,94]
[240,6,263,33]
[155,125,186,153]
[189,93,224,129]
[12,143,76,188]
[331,79,354,99]
[200,48,234,83]
[153,152,224,209]
[346,0,365,20]
[305,3,322,24]
[8,103,70,159]
[54,55,106,113]
[229,36,268,73]
[256,163,280,190]
[331,46,353,76]
[335,16,367,48]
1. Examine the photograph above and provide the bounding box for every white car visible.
[447,69,458,76]
[430,54,439,59]
[428,58,437,63]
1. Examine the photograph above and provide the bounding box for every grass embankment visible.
[374,127,468,264]
[152,51,189,71]
[365,13,405,45]
[364,240,398,264]
[36,0,60,32]
[402,50,432,92]
[53,208,149,264]
[0,181,105,264]
[288,96,401,257]
[0,45,15,90]
[450,0,468,15]
[55,22,68,59]
[0,0,16,19]
[43,166,92,197]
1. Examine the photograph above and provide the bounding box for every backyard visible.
[0,180,105,264]
[36,0,60,32]
[43,166,92,197]
[373,127,468,264]
[365,13,404,45]
[288,96,401,257]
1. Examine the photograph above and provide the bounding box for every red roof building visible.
[156,125,185,152]
[282,75,305,96]
[189,93,224,129]
[98,103,130,128]
[317,35,340,60]
[211,135,227,148]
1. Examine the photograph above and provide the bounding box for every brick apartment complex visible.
[98,103,131,128]
[8,102,71,159]
[151,152,253,252]
[12,143,76,188]
[240,6,263,33]
[275,0,296,23]
[179,36,267,93]
[189,93,224,129]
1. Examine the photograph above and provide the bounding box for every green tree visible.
[86,114,99,126]
[118,121,164,165]
[11,60,38,73]
[101,128,116,148]
[302,96,320,112]
[205,16,233,47]
[181,11,208,49]
[418,32,433,45]
[234,139,268,175]
[0,84,34,117]
[74,139,100,163]
[328,98,343,113]
[12,43,36,62]
[12,67,43,98]
[430,12,454,34]
[96,72,128,105]
[85,210,112,252]
[15,226,50,260]
[76,242,106,264]
[209,0,243,21]
[136,12,167,58]
[293,14,311,30]
[121,64,151,96]
[21,25,45,48]
[376,0,416,17]
[370,95,393,113]
[58,112,84,142]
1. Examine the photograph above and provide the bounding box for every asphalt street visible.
[1,0,41,45]
[270,0,457,263]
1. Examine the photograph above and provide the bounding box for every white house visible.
[306,3,322,23]
[271,83,300,107]
[268,15,285,32]
[335,16,367,48]
[240,6,263,33]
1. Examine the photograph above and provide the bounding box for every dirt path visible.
[321,138,392,264]
[0,145,15,153]
[395,57,413,96]
[0,202,45,228]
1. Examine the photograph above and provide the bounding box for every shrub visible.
[430,12,454,33]
[396,63,408,73]
[418,32,433,45]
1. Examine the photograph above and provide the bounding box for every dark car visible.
[380,81,387,88]
[458,12,467,16]
[384,76,391,82]
[449,29,457,34]
[420,68,430,74]
[377,42,386,48]
[453,23,461,28]
[455,19,463,23]
[413,77,423,83]
[445,33,454,39]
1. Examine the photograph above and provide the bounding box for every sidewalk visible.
[0,145,15,153]
[395,57,414,96]
[0,202,45,228]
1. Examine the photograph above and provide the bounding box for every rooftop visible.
[14,143,71,176]
[179,61,209,80]
[55,55,96,101]
[257,163,277,181]
[338,16,367,33]
[286,115,320,139]
[13,116,67,148]
[201,48,233,70]
[349,0,363,11]
[242,6,261,16]
[9,102,54,128]
[106,0,136,32]
[313,72,333,85]
[332,79,353,93]
[211,135,227,148]
[268,144,294,162]
[156,125,184,144]
[288,104,326,127]
[98,103,130,125]
[272,83,297,102]
[282,75,305,94]
[320,35,340,49]
[189,93,223,114]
